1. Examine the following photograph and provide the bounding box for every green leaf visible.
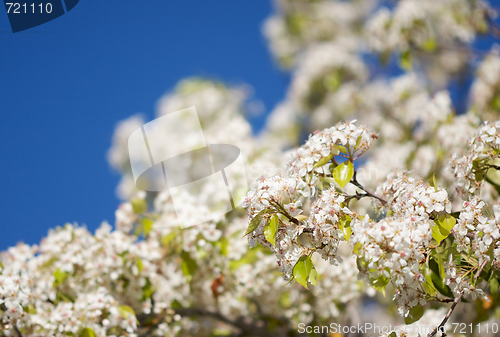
[53,268,68,287]
[264,214,279,247]
[79,328,96,337]
[422,38,437,52]
[422,267,438,296]
[131,198,147,214]
[293,255,314,289]
[324,71,341,92]
[216,236,229,256]
[313,153,334,168]
[244,209,273,237]
[429,259,454,298]
[136,256,143,274]
[181,251,197,281]
[432,222,450,245]
[473,160,485,181]
[404,304,424,324]
[339,215,353,242]
[142,278,154,301]
[332,161,354,188]
[437,214,456,232]
[118,305,138,323]
[353,242,362,255]
[400,50,413,71]
[429,173,438,192]
[24,303,37,315]
[436,250,446,285]
[308,268,318,286]
[333,144,348,154]
[431,214,456,245]
[162,232,177,246]
[388,332,397,337]
[142,218,154,235]
[371,274,390,296]
[490,278,499,300]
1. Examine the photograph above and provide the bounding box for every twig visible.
[428,255,488,337]
[428,290,465,337]
[475,259,488,280]
[433,298,455,303]
[350,172,388,205]
[13,325,23,337]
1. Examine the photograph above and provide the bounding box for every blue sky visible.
[0,1,288,249]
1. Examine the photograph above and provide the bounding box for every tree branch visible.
[428,290,465,337]
[350,171,388,205]
[475,259,488,280]
[13,325,23,337]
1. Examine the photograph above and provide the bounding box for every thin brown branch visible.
[13,325,23,337]
[475,259,488,280]
[428,290,465,337]
[350,171,388,205]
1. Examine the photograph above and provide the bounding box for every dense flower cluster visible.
[351,170,451,316]
[305,188,351,266]
[262,0,373,68]
[365,0,489,84]
[242,174,308,279]
[288,121,376,180]
[450,120,500,195]
[352,213,432,317]
[0,224,180,336]
[454,196,500,269]
[471,49,500,119]
[376,170,452,217]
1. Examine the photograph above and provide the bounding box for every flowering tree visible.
[3,0,500,337]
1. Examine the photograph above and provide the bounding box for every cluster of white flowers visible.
[242,174,309,280]
[262,0,374,68]
[365,0,489,84]
[376,170,452,217]
[287,121,376,180]
[305,188,351,265]
[471,49,500,118]
[365,0,487,53]
[352,170,451,316]
[351,213,432,317]
[454,196,500,269]
[453,196,485,252]
[450,120,500,195]
[0,224,163,336]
